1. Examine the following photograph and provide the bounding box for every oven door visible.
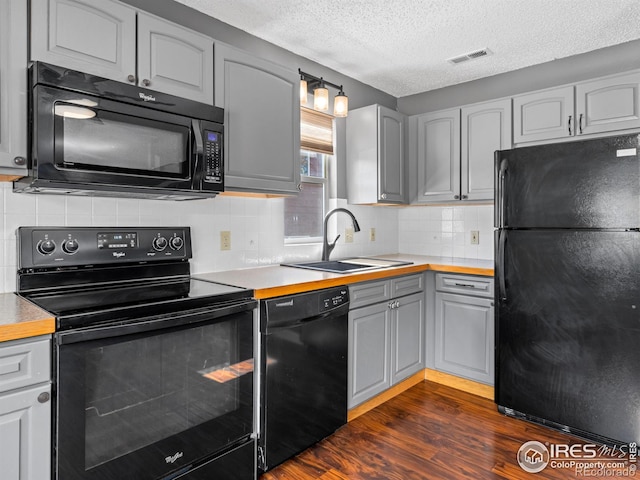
[54,301,255,480]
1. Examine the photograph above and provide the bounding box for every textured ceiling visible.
[176,0,640,97]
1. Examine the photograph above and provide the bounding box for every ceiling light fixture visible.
[298,68,348,117]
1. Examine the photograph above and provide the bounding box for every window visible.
[284,108,333,243]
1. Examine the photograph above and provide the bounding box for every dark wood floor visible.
[261,381,608,479]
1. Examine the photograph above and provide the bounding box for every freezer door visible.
[495,134,640,229]
[495,229,640,443]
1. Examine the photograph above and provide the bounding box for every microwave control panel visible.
[204,131,223,184]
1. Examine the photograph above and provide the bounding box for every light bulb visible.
[313,86,329,112]
[333,92,348,117]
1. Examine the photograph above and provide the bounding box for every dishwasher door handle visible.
[264,304,350,333]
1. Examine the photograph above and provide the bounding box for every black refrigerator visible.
[495,134,640,445]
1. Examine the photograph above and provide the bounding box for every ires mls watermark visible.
[517,440,638,476]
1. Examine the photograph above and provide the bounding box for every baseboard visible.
[347,370,425,422]
[347,369,495,422]
[424,368,494,400]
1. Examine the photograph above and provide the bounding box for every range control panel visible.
[18,227,192,270]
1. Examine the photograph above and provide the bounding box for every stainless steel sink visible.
[281,257,413,274]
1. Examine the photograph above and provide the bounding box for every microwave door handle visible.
[191,119,204,190]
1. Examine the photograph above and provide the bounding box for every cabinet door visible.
[461,99,511,201]
[348,302,390,408]
[415,108,460,203]
[513,86,574,143]
[30,0,136,83]
[0,384,52,480]
[0,0,28,174]
[435,292,494,385]
[390,292,425,384]
[137,13,214,105]
[378,107,406,203]
[576,71,640,136]
[215,43,300,194]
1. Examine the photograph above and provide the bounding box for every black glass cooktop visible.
[22,278,252,330]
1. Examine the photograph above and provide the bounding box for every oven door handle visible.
[57,299,257,345]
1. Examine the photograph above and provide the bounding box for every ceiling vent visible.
[447,48,493,65]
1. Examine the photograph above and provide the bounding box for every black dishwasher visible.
[258,286,349,472]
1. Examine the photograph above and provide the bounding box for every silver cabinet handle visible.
[461,195,468,200]
[142,79,151,87]
[454,282,476,288]
[568,115,572,135]
[454,195,460,200]
[37,392,50,403]
[127,74,136,83]
[13,156,26,166]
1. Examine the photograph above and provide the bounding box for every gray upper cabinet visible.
[413,108,461,203]
[31,0,136,83]
[347,104,406,204]
[461,99,511,201]
[513,86,574,143]
[411,99,509,204]
[0,0,28,174]
[31,0,214,104]
[514,70,640,143]
[215,43,300,195]
[136,13,213,104]
[575,71,640,136]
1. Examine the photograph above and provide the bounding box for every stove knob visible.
[169,236,184,250]
[62,239,79,255]
[153,236,168,251]
[37,239,56,255]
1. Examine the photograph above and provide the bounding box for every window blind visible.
[300,107,334,155]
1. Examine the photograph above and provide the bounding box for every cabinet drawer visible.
[349,280,390,309]
[391,274,424,298]
[0,337,50,393]
[435,274,493,298]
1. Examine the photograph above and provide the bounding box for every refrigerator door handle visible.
[498,158,509,228]
[498,229,507,302]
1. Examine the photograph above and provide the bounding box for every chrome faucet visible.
[322,208,361,261]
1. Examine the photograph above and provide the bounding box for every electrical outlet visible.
[220,231,231,250]
[345,227,354,243]
[370,228,376,242]
[470,230,479,245]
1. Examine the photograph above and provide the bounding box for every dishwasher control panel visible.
[320,287,349,312]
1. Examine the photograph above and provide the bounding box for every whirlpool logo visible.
[112,252,126,258]
[165,452,183,464]
[139,92,156,102]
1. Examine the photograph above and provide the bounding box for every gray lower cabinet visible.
[0,336,51,480]
[0,0,28,174]
[347,104,407,204]
[30,0,214,104]
[434,274,494,385]
[348,274,425,408]
[215,43,300,194]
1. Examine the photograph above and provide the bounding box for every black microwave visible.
[14,62,224,200]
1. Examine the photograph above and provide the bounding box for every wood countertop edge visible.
[254,263,494,299]
[1,261,493,340]
[0,318,56,343]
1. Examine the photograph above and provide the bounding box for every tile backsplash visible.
[0,183,494,293]
[398,204,495,261]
